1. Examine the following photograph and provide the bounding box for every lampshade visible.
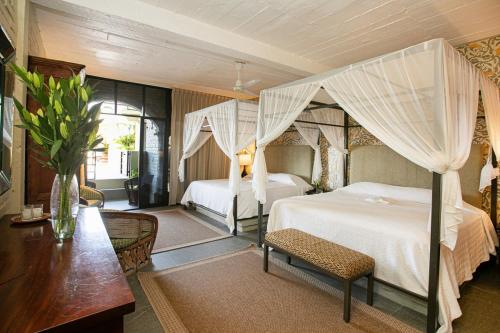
[239,153,252,166]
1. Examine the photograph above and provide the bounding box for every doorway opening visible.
[84,76,171,210]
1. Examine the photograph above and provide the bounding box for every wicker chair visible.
[80,185,105,208]
[124,177,139,205]
[99,210,158,275]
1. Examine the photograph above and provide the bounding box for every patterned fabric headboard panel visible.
[265,145,313,183]
[349,145,484,208]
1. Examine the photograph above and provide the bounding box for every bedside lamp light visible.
[238,151,252,177]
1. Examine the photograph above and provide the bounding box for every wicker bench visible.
[263,228,375,323]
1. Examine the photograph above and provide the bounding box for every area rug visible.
[138,248,420,333]
[145,209,231,253]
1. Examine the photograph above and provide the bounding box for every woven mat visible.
[138,248,421,333]
[145,209,230,253]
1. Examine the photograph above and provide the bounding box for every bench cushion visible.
[265,228,374,280]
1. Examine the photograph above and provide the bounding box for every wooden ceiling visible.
[31,0,500,97]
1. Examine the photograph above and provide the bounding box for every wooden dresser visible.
[0,208,135,332]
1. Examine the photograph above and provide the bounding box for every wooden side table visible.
[0,207,135,332]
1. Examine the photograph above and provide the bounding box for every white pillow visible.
[342,182,431,204]
[268,173,313,192]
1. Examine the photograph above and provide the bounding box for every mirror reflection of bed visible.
[182,143,315,233]
[265,144,313,184]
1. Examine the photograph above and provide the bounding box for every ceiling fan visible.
[232,61,260,96]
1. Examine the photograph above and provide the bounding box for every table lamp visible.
[239,151,252,177]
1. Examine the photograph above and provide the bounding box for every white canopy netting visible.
[292,107,345,186]
[251,38,499,332]
[178,99,258,230]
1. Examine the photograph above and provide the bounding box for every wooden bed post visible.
[427,172,442,333]
[343,112,349,187]
[183,162,188,193]
[257,201,264,247]
[233,100,239,237]
[491,151,497,228]
[232,195,238,236]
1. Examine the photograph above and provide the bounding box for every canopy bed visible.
[178,99,257,235]
[251,38,500,333]
[181,173,312,232]
[178,100,313,235]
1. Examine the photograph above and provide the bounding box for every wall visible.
[0,1,45,217]
[0,0,27,217]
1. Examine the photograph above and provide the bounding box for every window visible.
[87,78,115,114]
[117,82,143,116]
[145,87,167,118]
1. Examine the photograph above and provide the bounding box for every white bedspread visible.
[267,182,498,333]
[181,174,312,232]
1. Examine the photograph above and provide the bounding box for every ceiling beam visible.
[32,0,330,77]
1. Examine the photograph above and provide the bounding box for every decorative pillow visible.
[343,182,431,204]
[268,173,313,192]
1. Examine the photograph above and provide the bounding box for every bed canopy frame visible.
[179,98,345,235]
[178,99,258,236]
[251,38,500,333]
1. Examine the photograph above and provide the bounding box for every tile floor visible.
[104,199,138,211]
[124,208,500,333]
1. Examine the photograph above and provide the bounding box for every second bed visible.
[181,173,313,232]
[267,181,498,333]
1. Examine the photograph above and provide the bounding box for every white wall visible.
[0,0,32,217]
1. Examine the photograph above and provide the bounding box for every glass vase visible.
[50,174,79,241]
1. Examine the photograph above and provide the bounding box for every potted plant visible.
[115,133,135,151]
[11,64,102,241]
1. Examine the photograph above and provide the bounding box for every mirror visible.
[0,25,15,195]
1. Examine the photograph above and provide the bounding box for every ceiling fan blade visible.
[243,89,258,97]
[242,79,260,89]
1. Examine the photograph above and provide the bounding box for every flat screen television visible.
[0,25,15,195]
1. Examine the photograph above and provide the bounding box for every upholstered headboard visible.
[349,145,484,208]
[265,145,313,183]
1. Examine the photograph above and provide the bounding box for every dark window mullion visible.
[114,81,117,115]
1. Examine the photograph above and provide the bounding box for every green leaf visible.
[88,137,103,150]
[62,94,78,116]
[13,97,25,112]
[54,100,63,114]
[37,108,44,117]
[80,105,88,116]
[35,89,50,106]
[59,79,70,95]
[30,130,44,145]
[74,74,81,86]
[21,108,32,124]
[85,85,92,98]
[15,124,29,130]
[50,140,63,159]
[49,76,56,90]
[33,73,41,89]
[80,87,88,102]
[9,63,31,84]
[30,113,40,126]
[60,122,68,139]
[46,105,56,126]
